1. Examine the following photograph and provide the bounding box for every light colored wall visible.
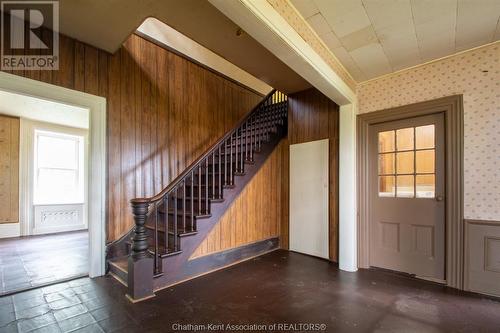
[357,42,499,221]
[136,17,272,96]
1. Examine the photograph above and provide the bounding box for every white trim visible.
[0,223,21,238]
[208,0,355,105]
[285,0,357,86]
[358,41,500,85]
[208,1,360,270]
[136,18,272,96]
[0,72,107,278]
[339,103,357,272]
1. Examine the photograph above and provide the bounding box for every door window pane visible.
[416,125,435,149]
[416,150,435,174]
[379,153,395,175]
[379,176,395,197]
[377,124,436,199]
[378,130,395,152]
[396,151,414,174]
[396,175,414,198]
[416,175,435,198]
[396,127,414,151]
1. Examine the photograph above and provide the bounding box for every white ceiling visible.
[291,0,500,81]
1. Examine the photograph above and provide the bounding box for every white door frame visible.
[0,72,107,278]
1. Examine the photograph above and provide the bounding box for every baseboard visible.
[154,237,279,293]
[0,223,20,238]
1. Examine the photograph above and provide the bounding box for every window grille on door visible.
[378,125,435,198]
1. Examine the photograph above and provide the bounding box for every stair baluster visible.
[125,90,287,300]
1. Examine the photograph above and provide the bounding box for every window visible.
[34,130,85,205]
[378,125,435,198]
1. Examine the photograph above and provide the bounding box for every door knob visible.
[435,195,444,202]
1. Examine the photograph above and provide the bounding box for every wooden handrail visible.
[130,89,277,205]
[126,89,288,282]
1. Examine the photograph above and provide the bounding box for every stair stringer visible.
[152,130,284,291]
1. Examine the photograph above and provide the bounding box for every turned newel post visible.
[130,201,150,258]
[127,200,155,302]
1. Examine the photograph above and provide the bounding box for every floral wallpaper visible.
[357,43,500,221]
[266,0,357,91]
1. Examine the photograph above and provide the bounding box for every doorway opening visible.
[357,95,464,289]
[0,72,106,295]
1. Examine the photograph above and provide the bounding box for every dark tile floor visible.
[0,231,88,295]
[1,250,499,333]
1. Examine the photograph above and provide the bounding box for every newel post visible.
[127,200,155,302]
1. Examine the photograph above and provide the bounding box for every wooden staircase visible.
[107,90,287,300]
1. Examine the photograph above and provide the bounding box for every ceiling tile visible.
[331,46,367,81]
[306,13,332,36]
[349,43,392,78]
[321,31,342,49]
[418,35,455,62]
[292,0,498,82]
[362,0,413,31]
[412,0,457,61]
[290,0,320,19]
[315,0,371,38]
[362,0,420,71]
[339,25,378,52]
[495,18,500,40]
[411,0,457,24]
[455,0,500,50]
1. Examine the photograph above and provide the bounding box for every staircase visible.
[107,90,288,300]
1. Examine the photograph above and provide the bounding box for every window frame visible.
[33,129,85,205]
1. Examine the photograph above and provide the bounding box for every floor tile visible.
[0,231,88,295]
[57,313,96,333]
[16,313,56,333]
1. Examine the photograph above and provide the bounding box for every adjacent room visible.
[0,91,90,295]
[0,0,499,332]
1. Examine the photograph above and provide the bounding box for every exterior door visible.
[289,139,329,259]
[369,113,445,280]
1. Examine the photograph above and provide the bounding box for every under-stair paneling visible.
[2,33,262,242]
[0,115,19,224]
[191,141,284,258]
[281,88,339,261]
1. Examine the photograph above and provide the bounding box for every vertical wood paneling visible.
[2,33,262,241]
[191,142,284,258]
[283,88,340,262]
[0,116,19,223]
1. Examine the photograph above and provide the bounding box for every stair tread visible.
[108,99,287,282]
[145,223,197,235]
[108,256,127,271]
[157,209,214,217]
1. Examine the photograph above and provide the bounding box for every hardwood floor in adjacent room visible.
[0,231,88,295]
[1,249,499,332]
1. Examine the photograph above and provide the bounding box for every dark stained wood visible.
[282,88,340,262]
[191,141,284,258]
[1,33,262,242]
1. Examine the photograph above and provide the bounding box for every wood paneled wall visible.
[191,142,284,258]
[281,88,339,261]
[2,33,262,241]
[0,115,19,223]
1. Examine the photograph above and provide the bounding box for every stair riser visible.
[105,94,287,293]
[146,229,185,253]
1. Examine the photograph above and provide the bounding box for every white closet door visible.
[289,139,329,259]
